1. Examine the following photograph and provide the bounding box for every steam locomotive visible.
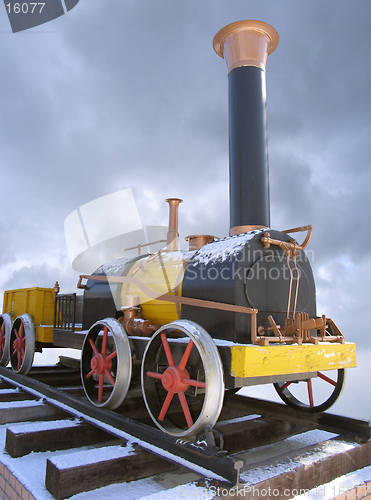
[0,20,356,438]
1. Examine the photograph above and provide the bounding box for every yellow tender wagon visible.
[0,287,56,373]
[2,287,55,344]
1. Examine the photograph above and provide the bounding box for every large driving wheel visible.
[0,314,11,366]
[10,314,35,374]
[141,320,224,437]
[81,318,132,409]
[274,369,345,414]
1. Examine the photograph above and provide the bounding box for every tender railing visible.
[54,293,83,332]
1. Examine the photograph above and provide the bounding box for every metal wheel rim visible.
[0,313,11,366]
[273,369,345,414]
[141,319,225,438]
[81,318,132,410]
[10,314,35,374]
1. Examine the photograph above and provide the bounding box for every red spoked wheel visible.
[0,314,11,366]
[81,318,132,409]
[274,369,345,414]
[141,320,224,437]
[10,314,35,374]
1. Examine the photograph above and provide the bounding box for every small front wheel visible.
[274,369,345,414]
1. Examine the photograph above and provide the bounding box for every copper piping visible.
[262,225,313,252]
[286,254,293,320]
[165,198,183,251]
[120,295,158,336]
[124,239,166,256]
[292,255,300,318]
[281,225,313,250]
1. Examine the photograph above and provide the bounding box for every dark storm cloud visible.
[0,0,370,414]
[1,0,370,276]
[269,149,371,261]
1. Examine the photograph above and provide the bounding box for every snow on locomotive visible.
[0,21,356,438]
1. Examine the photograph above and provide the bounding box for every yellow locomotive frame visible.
[230,342,356,379]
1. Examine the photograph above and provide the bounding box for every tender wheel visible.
[274,369,345,414]
[81,318,132,409]
[0,313,11,366]
[141,319,224,437]
[10,314,35,374]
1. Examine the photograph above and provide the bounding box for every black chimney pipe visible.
[213,21,279,236]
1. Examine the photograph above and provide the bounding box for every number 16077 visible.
[6,3,45,14]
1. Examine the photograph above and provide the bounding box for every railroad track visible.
[0,358,370,499]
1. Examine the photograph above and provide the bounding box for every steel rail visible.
[0,366,242,484]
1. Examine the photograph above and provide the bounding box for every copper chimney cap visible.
[213,20,279,73]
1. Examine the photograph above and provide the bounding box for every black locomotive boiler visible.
[0,20,356,438]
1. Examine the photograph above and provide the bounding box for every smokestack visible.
[165,197,182,250]
[213,20,279,236]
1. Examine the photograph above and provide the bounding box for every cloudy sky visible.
[0,1,370,419]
